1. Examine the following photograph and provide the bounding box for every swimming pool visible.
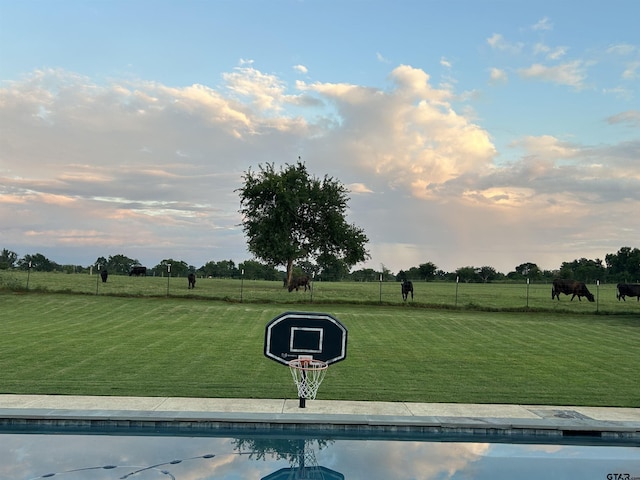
[4,430,639,480]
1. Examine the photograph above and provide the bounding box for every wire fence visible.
[2,271,638,313]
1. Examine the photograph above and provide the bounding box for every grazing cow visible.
[288,275,310,292]
[188,273,196,289]
[616,283,640,301]
[100,269,108,283]
[551,278,594,302]
[129,266,147,277]
[401,280,414,301]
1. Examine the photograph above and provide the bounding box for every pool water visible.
[3,431,639,480]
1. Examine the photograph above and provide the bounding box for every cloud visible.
[0,65,638,273]
[376,52,390,63]
[606,43,637,56]
[348,183,373,194]
[486,33,523,54]
[301,64,495,200]
[293,64,308,74]
[532,17,553,31]
[440,57,452,68]
[222,65,289,112]
[517,61,587,88]
[602,86,634,100]
[622,60,640,80]
[489,67,508,84]
[533,43,568,60]
[606,110,640,127]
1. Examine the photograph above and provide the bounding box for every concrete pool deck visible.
[1,395,638,443]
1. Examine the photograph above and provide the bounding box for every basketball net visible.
[288,357,328,401]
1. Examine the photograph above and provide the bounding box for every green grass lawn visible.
[1,292,638,407]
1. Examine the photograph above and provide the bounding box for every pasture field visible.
[2,271,638,313]
[1,291,638,407]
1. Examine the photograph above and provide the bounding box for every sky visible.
[1,0,639,275]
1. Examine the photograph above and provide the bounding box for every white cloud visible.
[222,66,289,112]
[486,33,523,54]
[376,52,390,63]
[532,17,553,31]
[622,60,640,80]
[602,86,634,100]
[518,61,587,88]
[533,43,568,60]
[0,66,638,273]
[489,67,508,84]
[440,57,452,68]
[606,43,637,56]
[348,182,373,194]
[293,64,308,74]
[547,46,568,60]
[510,135,580,160]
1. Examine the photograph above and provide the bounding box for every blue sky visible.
[1,0,638,273]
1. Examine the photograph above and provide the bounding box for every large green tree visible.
[237,161,370,284]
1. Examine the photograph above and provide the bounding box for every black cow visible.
[129,266,147,277]
[288,275,310,292]
[100,269,108,283]
[401,280,414,301]
[551,278,594,302]
[188,273,196,289]
[616,283,640,302]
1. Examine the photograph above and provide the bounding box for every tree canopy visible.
[237,161,370,282]
[605,247,640,282]
[94,254,140,275]
[0,249,18,269]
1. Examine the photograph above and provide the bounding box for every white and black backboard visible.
[264,311,348,366]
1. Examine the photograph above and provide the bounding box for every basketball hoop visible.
[289,357,328,404]
[264,312,347,409]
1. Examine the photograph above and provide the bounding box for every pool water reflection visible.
[3,432,639,480]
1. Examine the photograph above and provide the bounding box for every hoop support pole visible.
[299,368,307,408]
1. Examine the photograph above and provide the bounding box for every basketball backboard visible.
[264,311,348,366]
[262,466,344,480]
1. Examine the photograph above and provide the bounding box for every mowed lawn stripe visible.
[1,294,638,406]
[325,309,639,405]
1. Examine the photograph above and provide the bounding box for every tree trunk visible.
[286,258,294,286]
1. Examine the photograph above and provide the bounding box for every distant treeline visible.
[1,246,638,284]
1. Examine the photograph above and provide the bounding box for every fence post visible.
[166,264,171,297]
[379,273,383,304]
[455,276,459,307]
[240,269,244,302]
[526,277,530,308]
